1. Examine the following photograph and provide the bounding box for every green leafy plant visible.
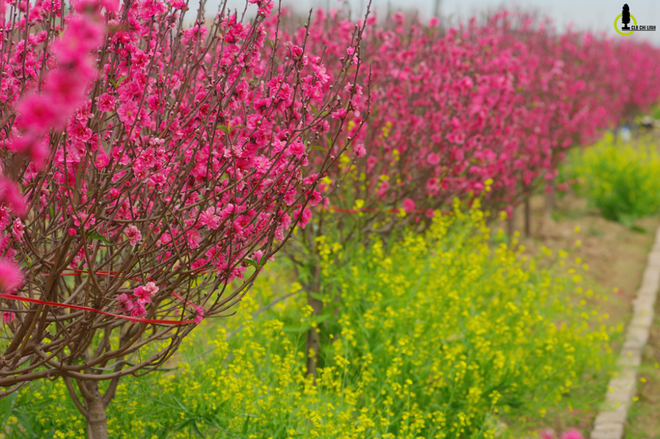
[560,134,660,226]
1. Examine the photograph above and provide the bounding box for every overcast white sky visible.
[200,0,660,45]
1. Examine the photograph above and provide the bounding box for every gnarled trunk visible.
[65,376,117,439]
[82,381,108,439]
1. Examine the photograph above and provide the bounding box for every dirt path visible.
[512,194,659,337]
[625,298,660,438]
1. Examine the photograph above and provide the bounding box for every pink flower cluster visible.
[541,428,585,439]
[124,225,142,246]
[0,0,358,326]
[116,282,159,317]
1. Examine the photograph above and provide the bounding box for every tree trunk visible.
[306,292,323,379]
[305,264,323,379]
[506,207,515,240]
[433,0,442,17]
[82,381,108,439]
[524,198,531,237]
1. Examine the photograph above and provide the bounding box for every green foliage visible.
[7,208,616,439]
[560,134,660,226]
[651,107,660,121]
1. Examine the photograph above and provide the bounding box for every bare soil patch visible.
[625,292,660,438]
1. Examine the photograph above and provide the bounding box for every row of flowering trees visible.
[1,0,660,436]
[277,8,660,373]
[298,8,660,233]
